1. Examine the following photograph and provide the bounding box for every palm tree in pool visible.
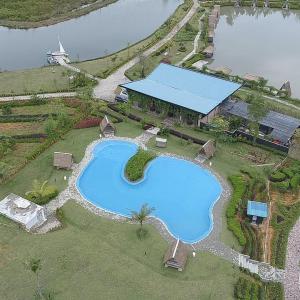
[131,203,155,236]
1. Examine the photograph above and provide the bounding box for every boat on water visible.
[47,40,70,65]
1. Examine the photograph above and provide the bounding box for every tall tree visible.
[131,203,155,230]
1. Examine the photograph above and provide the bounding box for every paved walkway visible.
[93,0,200,101]
[176,12,205,66]
[0,92,76,102]
[284,219,300,299]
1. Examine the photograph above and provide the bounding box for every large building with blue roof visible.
[122,63,242,126]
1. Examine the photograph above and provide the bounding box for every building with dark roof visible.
[223,101,300,146]
[164,239,188,271]
[121,63,241,126]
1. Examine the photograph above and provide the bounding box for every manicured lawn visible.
[0,201,240,299]
[0,66,71,96]
[0,127,99,199]
[114,120,144,138]
[147,135,200,159]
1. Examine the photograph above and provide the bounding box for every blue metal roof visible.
[122,64,242,115]
[247,201,268,218]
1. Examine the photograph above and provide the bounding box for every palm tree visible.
[26,258,42,298]
[131,203,155,230]
[26,180,49,203]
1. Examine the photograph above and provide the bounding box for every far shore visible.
[0,0,117,29]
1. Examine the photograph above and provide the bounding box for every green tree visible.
[44,117,58,140]
[25,180,49,204]
[131,203,155,231]
[247,94,268,142]
[0,162,10,180]
[210,116,229,135]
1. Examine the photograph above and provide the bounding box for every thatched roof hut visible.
[53,152,73,170]
[279,81,292,97]
[203,45,214,58]
[199,140,216,159]
[164,239,188,271]
[100,115,115,136]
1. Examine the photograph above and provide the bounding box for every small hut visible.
[279,81,292,97]
[164,239,188,271]
[203,45,214,58]
[156,137,167,148]
[247,201,268,224]
[0,194,47,231]
[199,140,216,159]
[100,115,115,136]
[53,152,73,170]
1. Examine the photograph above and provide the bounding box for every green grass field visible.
[0,127,99,200]
[0,0,116,28]
[0,66,71,96]
[0,201,240,299]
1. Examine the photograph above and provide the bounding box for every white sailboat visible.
[47,39,70,64]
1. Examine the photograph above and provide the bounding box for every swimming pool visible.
[76,140,222,243]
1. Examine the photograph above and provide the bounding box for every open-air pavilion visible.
[121,63,241,126]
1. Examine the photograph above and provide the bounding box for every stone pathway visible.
[284,219,300,299]
[177,11,206,66]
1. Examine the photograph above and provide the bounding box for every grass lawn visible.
[0,201,240,299]
[114,119,144,138]
[147,135,200,158]
[0,127,99,199]
[0,66,71,96]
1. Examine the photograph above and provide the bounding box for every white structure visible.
[0,194,47,230]
[156,137,167,148]
[47,40,70,64]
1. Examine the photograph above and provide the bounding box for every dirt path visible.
[93,0,200,101]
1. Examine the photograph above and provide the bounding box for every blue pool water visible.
[76,140,222,243]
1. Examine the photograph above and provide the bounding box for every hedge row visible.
[125,148,156,182]
[0,113,57,123]
[271,201,300,269]
[226,175,247,246]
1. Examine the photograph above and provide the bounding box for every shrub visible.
[26,183,58,205]
[75,117,101,129]
[226,175,247,246]
[272,180,290,192]
[2,104,12,115]
[125,148,156,182]
[281,168,294,179]
[290,174,300,191]
[270,171,286,182]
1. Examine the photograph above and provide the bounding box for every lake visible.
[209,7,300,98]
[0,0,182,71]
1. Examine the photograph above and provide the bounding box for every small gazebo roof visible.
[199,140,216,158]
[247,201,268,218]
[164,239,188,270]
[53,152,73,169]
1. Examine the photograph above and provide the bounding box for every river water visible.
[209,7,300,98]
[0,0,182,71]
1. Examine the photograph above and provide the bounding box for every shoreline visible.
[0,0,117,29]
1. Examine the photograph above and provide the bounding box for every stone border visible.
[62,136,231,249]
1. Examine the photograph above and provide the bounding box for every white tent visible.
[0,194,47,230]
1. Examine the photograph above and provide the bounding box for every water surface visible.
[0,0,182,71]
[210,7,300,98]
[76,140,222,243]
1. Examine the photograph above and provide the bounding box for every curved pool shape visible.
[76,140,222,243]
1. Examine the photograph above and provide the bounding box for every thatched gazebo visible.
[164,239,188,271]
[199,140,216,159]
[53,152,73,170]
[100,115,115,136]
